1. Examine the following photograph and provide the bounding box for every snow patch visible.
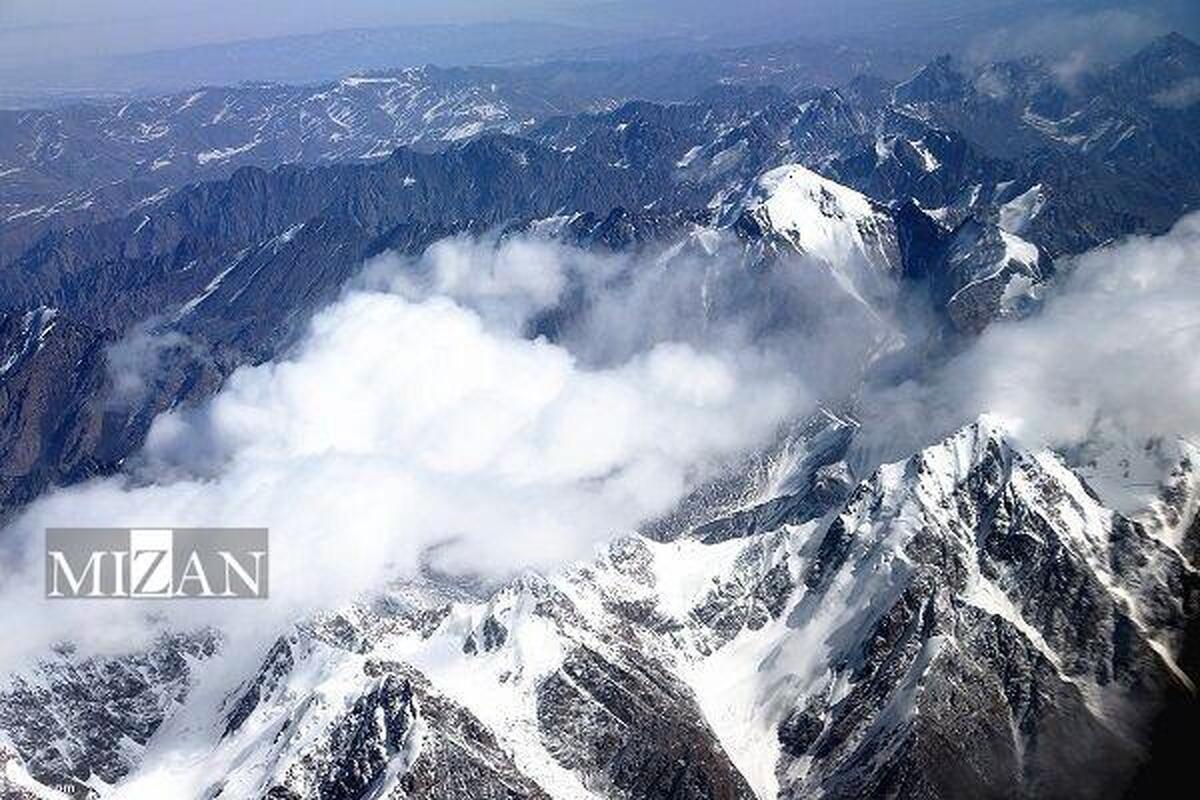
[195,139,260,165]
[999,184,1047,235]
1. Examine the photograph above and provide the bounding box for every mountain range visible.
[0,28,1198,800]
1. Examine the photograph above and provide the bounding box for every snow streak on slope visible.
[998,183,1047,234]
[744,165,900,273]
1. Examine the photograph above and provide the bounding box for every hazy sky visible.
[6,1,1194,59]
[1,1,1196,94]
[0,1,593,58]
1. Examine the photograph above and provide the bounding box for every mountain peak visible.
[897,414,1017,487]
[1121,31,1200,77]
[893,54,966,103]
[752,164,875,222]
[738,164,901,290]
[1148,31,1199,56]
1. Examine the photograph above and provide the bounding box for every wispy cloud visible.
[966,7,1169,86]
[1153,76,1200,108]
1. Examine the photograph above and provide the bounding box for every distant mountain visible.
[4,33,1194,263]
[888,34,1200,251]
[0,37,913,255]
[0,66,591,254]
[0,21,636,99]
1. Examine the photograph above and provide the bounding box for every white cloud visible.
[1153,76,1200,108]
[104,321,194,408]
[857,211,1200,462]
[969,212,1200,443]
[368,234,575,332]
[0,235,808,670]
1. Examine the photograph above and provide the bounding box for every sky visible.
[2,1,1196,93]
[0,1,589,56]
[0,1,619,69]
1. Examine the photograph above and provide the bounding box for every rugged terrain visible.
[2,415,1197,798]
[1,29,1199,800]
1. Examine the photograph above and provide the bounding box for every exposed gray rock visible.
[0,630,219,793]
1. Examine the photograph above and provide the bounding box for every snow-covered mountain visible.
[0,67,557,234]
[1,27,1198,800]
[3,415,1196,799]
[734,164,902,309]
[904,211,1044,333]
[5,32,1196,264]
[0,37,911,246]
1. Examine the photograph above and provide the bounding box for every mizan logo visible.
[45,528,268,599]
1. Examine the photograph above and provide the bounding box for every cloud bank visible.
[0,235,810,668]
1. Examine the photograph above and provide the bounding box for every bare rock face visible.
[0,630,219,795]
[0,308,111,515]
[363,665,551,800]
[774,420,1198,799]
[536,644,755,800]
[307,665,546,800]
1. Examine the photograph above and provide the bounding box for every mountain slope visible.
[734,164,901,309]
[4,416,1195,799]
